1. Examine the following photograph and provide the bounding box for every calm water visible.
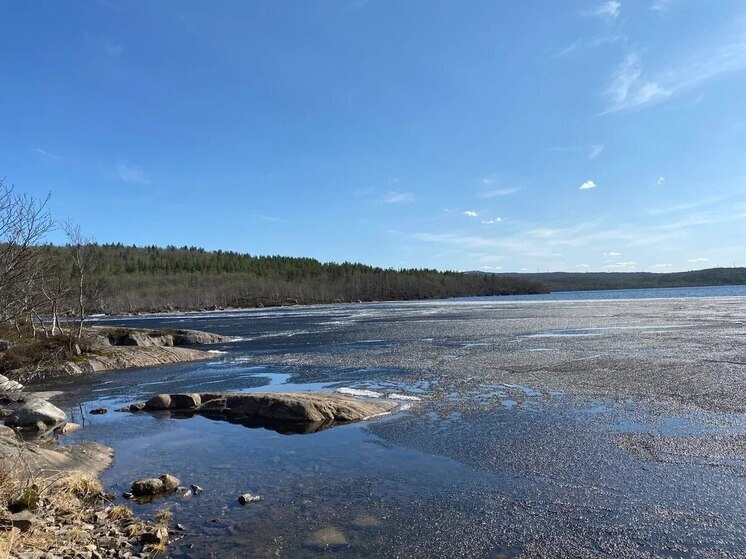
[454,283,746,301]
[36,286,746,558]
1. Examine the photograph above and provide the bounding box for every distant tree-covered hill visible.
[509,268,746,292]
[47,244,549,313]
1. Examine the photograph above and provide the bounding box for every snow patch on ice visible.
[337,387,384,398]
[388,393,422,401]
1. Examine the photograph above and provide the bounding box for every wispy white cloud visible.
[550,33,626,59]
[111,161,150,184]
[256,215,285,223]
[605,33,746,113]
[686,257,709,263]
[579,180,597,190]
[585,1,621,21]
[482,217,503,224]
[656,176,665,186]
[479,187,520,198]
[103,39,123,57]
[604,251,622,256]
[607,261,637,271]
[383,191,414,204]
[576,264,591,269]
[605,52,673,114]
[650,0,672,12]
[649,263,673,270]
[31,147,61,161]
[551,144,605,159]
[463,210,478,217]
[588,144,606,159]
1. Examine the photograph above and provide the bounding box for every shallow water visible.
[37,290,746,558]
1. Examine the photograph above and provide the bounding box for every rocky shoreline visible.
[0,326,402,558]
[3,327,234,384]
[0,327,237,557]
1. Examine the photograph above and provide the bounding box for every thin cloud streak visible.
[478,187,520,198]
[604,32,746,113]
[383,191,414,204]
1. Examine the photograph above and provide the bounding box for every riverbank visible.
[0,433,171,558]
[1,326,234,385]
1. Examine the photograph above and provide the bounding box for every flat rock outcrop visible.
[99,327,233,348]
[0,435,113,478]
[127,391,398,431]
[58,346,212,375]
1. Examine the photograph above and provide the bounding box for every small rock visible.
[54,422,81,435]
[175,523,186,531]
[190,484,203,495]
[159,473,180,492]
[131,478,164,497]
[140,525,168,545]
[0,510,38,532]
[180,490,192,499]
[238,493,264,505]
[122,492,133,500]
[89,407,108,415]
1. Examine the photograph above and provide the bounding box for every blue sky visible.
[1,1,745,273]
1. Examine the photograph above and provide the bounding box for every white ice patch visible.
[388,393,422,401]
[336,387,384,398]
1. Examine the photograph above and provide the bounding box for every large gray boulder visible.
[5,398,67,429]
[137,391,398,425]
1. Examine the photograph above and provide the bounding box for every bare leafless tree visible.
[63,221,100,339]
[0,179,53,325]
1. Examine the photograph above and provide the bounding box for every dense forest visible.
[50,244,549,313]
[515,268,746,292]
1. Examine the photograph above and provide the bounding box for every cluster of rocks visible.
[0,479,172,559]
[124,472,259,508]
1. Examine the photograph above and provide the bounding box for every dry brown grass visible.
[107,504,133,520]
[154,509,173,525]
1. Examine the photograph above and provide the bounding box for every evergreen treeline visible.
[49,244,549,313]
[515,268,746,292]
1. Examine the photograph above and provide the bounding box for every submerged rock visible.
[238,493,263,505]
[89,407,108,415]
[309,527,348,548]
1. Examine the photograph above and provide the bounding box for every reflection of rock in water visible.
[202,410,337,435]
